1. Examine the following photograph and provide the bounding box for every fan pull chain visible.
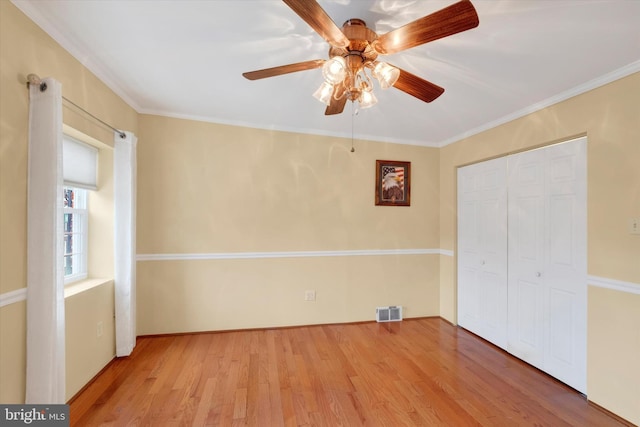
[350,101,356,153]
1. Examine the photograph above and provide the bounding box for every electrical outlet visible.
[97,321,103,338]
[304,290,316,301]
[630,218,640,235]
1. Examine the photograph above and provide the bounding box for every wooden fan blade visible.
[283,0,350,48]
[391,66,445,103]
[372,0,479,55]
[243,60,324,80]
[325,84,348,115]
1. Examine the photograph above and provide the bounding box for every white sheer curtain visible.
[114,131,137,356]
[26,77,65,403]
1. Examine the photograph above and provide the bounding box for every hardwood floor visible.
[70,318,630,426]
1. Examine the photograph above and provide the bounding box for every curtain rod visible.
[26,74,126,139]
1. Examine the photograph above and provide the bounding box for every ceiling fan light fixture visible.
[313,82,335,105]
[244,0,480,115]
[373,62,400,89]
[322,56,347,85]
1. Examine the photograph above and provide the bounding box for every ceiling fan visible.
[243,0,479,115]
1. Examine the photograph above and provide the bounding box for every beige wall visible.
[0,1,137,403]
[136,115,441,334]
[0,302,26,403]
[588,286,640,424]
[1,0,638,423]
[138,256,439,334]
[65,281,115,401]
[439,73,640,424]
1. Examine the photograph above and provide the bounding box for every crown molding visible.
[437,60,640,147]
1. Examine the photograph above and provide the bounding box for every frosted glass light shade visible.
[313,82,334,105]
[359,90,378,109]
[322,57,347,85]
[373,62,400,89]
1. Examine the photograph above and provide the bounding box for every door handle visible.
[536,272,542,277]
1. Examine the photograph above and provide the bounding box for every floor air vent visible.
[376,306,403,322]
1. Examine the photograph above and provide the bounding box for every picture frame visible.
[375,160,411,206]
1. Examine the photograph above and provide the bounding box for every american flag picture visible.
[382,166,405,190]
[376,160,411,206]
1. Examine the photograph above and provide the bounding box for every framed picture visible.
[375,160,411,206]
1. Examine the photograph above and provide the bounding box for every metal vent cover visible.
[376,306,403,322]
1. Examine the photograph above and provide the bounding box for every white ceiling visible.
[13,0,640,147]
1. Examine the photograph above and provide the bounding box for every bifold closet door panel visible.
[541,139,587,394]
[457,156,508,350]
[507,147,547,369]
[507,138,587,394]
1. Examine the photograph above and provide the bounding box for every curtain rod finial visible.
[26,74,41,86]
[26,74,46,92]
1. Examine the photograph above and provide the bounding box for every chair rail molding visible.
[0,287,28,308]
[136,248,449,261]
[588,275,640,295]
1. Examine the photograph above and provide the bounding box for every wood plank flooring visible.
[69,318,630,426]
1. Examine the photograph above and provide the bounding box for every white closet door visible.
[507,147,547,368]
[457,157,508,349]
[508,138,587,393]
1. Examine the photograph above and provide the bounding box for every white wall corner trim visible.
[137,248,445,262]
[588,275,640,295]
[0,287,27,307]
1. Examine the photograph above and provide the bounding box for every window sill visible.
[64,277,113,299]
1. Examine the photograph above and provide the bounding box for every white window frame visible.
[63,186,88,284]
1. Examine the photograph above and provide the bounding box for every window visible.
[63,186,88,283]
